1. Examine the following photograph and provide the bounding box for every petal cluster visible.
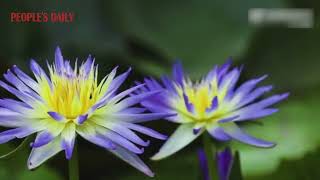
[198,147,233,180]
[0,47,168,176]
[135,60,289,160]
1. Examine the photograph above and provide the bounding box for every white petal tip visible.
[146,172,155,177]
[150,154,163,161]
[27,161,37,170]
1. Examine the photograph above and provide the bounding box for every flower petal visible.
[0,127,40,144]
[32,121,65,148]
[109,144,154,177]
[151,123,203,160]
[95,126,144,154]
[217,147,233,180]
[0,98,32,113]
[207,125,231,141]
[230,75,268,106]
[76,123,116,150]
[75,114,88,124]
[95,120,150,147]
[28,137,63,169]
[105,68,131,97]
[54,46,64,74]
[0,80,37,106]
[113,90,162,111]
[236,85,273,108]
[47,111,65,121]
[118,122,167,140]
[12,65,39,93]
[223,123,275,148]
[61,123,76,159]
[197,148,209,180]
[0,108,26,127]
[172,62,184,87]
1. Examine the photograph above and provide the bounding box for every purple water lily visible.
[0,47,169,177]
[134,60,289,160]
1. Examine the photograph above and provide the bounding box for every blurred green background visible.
[0,0,320,179]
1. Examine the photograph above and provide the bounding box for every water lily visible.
[0,47,168,177]
[134,60,289,160]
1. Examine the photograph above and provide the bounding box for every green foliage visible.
[104,0,288,78]
[232,93,320,176]
[0,143,62,180]
[0,0,320,179]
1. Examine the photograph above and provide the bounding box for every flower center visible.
[38,64,101,119]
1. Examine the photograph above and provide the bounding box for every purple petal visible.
[4,69,34,94]
[47,111,65,121]
[107,84,145,105]
[12,65,39,92]
[76,126,116,150]
[217,115,239,123]
[0,98,32,113]
[119,107,146,114]
[193,128,202,135]
[144,78,159,91]
[205,65,218,82]
[206,96,218,113]
[55,46,64,74]
[236,85,273,108]
[217,147,233,180]
[29,60,52,89]
[28,137,63,169]
[61,123,76,159]
[183,93,195,113]
[106,68,131,96]
[161,75,177,94]
[32,131,54,148]
[111,112,174,123]
[61,139,75,160]
[140,100,174,116]
[0,80,36,106]
[207,127,231,141]
[0,108,26,127]
[0,127,37,144]
[197,148,209,180]
[218,67,241,92]
[76,114,88,124]
[97,127,144,154]
[120,122,167,140]
[114,90,162,110]
[102,121,150,147]
[251,93,289,109]
[109,144,154,177]
[233,108,278,122]
[224,124,275,148]
[218,58,232,78]
[172,62,184,87]
[232,75,268,102]
[83,55,93,76]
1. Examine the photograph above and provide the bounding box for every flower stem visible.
[202,133,219,180]
[68,144,79,180]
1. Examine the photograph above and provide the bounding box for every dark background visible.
[0,0,320,180]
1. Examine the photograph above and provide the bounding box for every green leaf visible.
[242,25,320,90]
[247,147,320,180]
[103,0,288,78]
[230,151,243,180]
[231,93,320,176]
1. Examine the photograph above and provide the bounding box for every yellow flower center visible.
[36,64,112,120]
[174,82,230,123]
